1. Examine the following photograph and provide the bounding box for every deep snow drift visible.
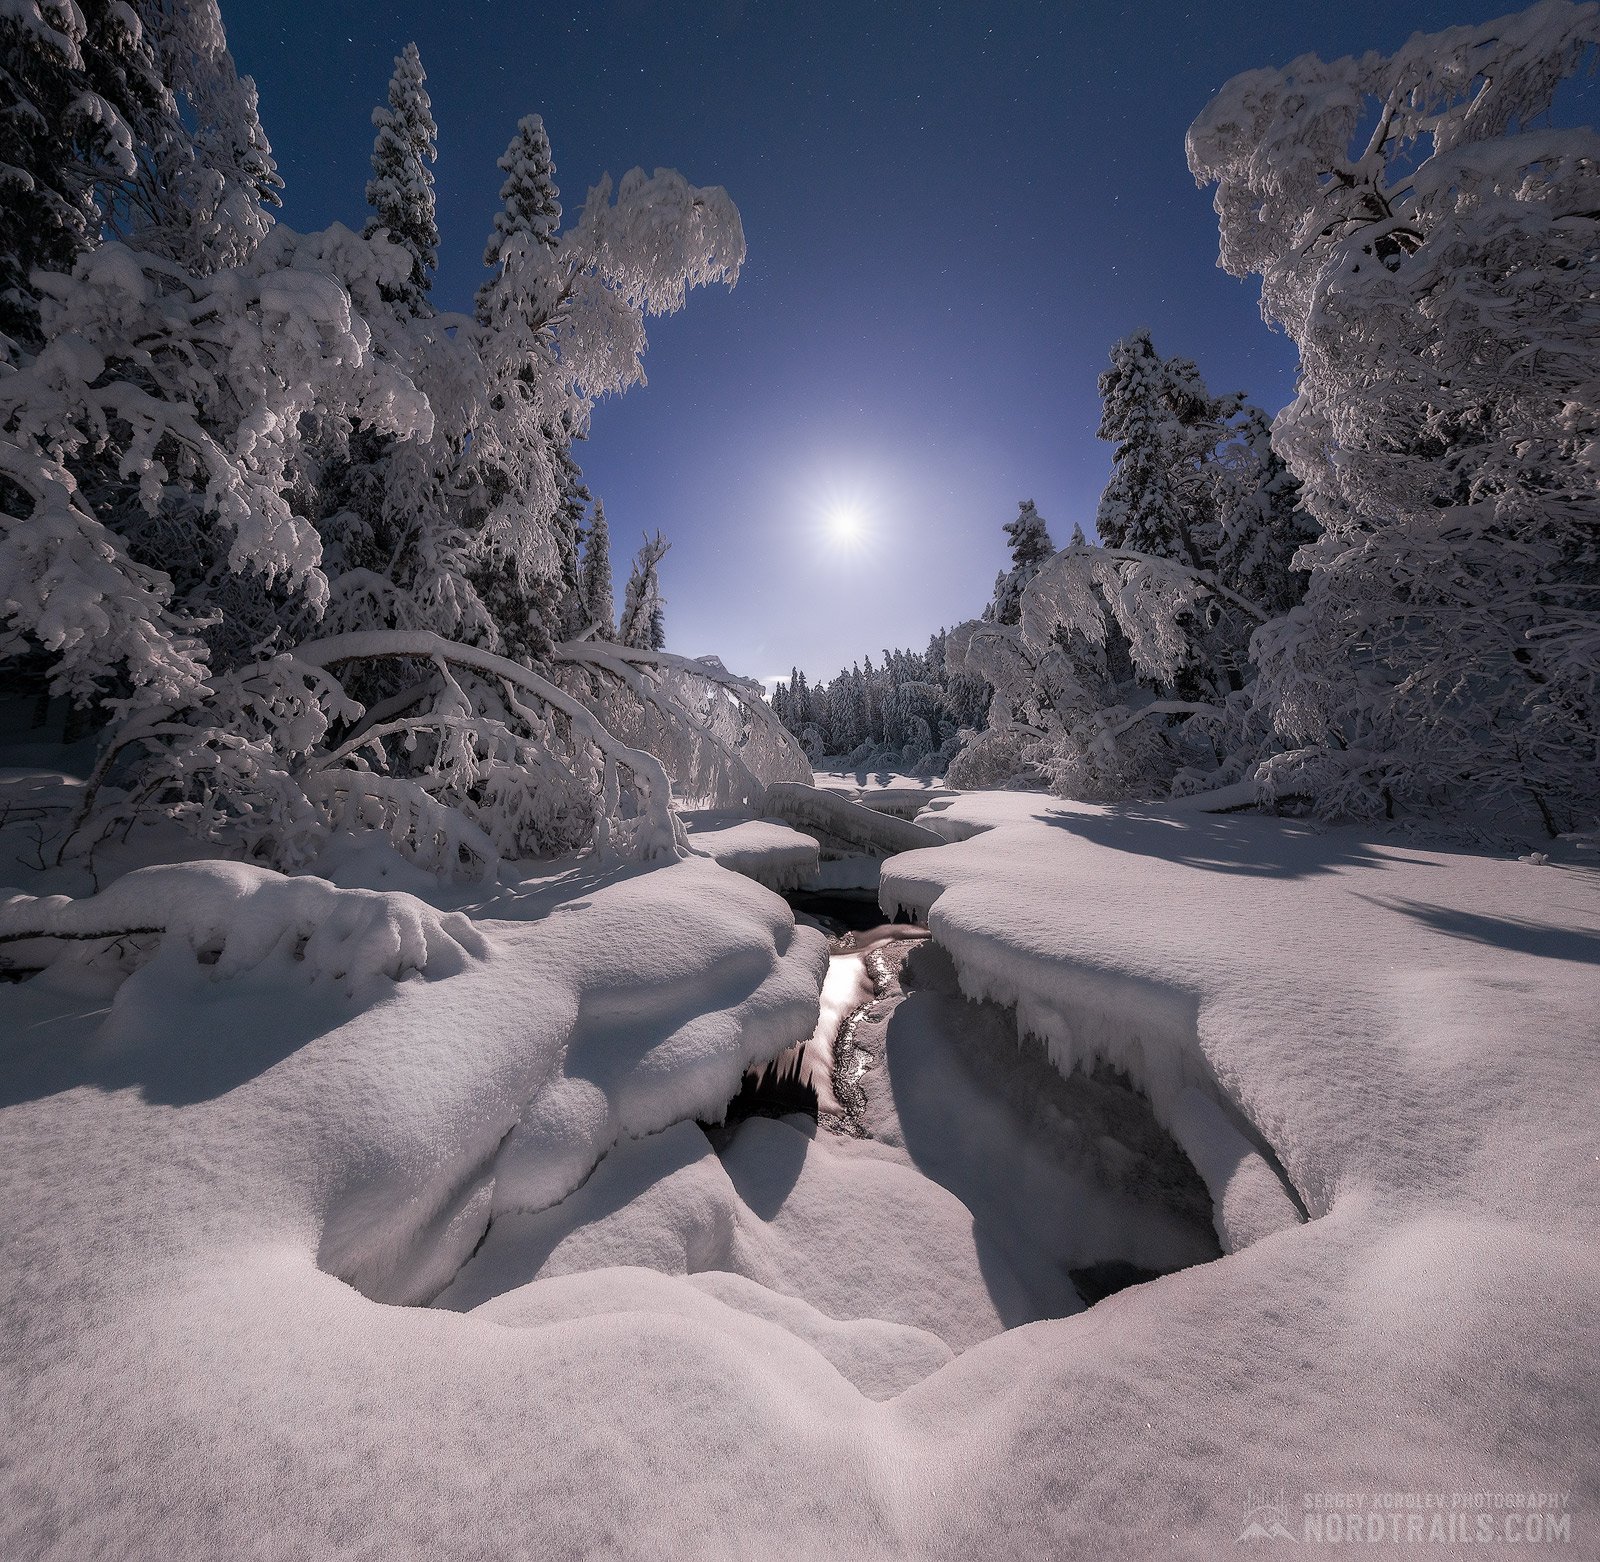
[2,789,1597,1557]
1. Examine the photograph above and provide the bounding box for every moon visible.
[828,505,865,546]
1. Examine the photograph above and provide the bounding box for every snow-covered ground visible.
[2,784,1596,1556]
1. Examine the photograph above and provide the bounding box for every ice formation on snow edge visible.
[881,799,1303,1252]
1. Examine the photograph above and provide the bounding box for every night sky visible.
[228,0,1479,685]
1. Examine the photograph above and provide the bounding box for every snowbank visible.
[681,815,819,891]
[4,788,1597,1557]
[872,790,1600,1544]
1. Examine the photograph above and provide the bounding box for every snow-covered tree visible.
[1,225,431,715]
[1095,330,1240,566]
[580,497,614,637]
[619,531,668,650]
[1188,0,1600,830]
[476,112,560,317]
[769,629,990,774]
[1210,406,1315,617]
[127,0,282,273]
[0,0,164,341]
[4,14,795,877]
[364,42,438,314]
[943,331,1320,800]
[989,499,1055,625]
[0,0,281,338]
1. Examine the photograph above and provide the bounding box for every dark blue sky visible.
[229,0,1477,684]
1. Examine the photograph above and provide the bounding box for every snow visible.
[0,858,487,991]
[680,813,819,891]
[762,779,944,856]
[3,788,1598,1556]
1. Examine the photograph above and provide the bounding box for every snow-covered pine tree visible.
[476,112,561,317]
[460,113,577,658]
[619,532,669,650]
[1095,330,1240,565]
[1189,0,1600,829]
[363,42,438,314]
[579,498,614,637]
[314,43,442,651]
[548,435,591,638]
[990,500,1055,624]
[1211,406,1314,617]
[0,0,409,715]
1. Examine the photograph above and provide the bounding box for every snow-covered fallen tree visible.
[0,858,485,989]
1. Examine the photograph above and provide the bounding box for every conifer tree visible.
[0,0,165,341]
[131,0,282,272]
[619,531,669,650]
[477,112,561,316]
[1095,330,1239,565]
[364,42,438,314]
[990,499,1055,624]
[579,500,615,637]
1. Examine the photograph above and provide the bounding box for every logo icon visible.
[1239,1494,1296,1543]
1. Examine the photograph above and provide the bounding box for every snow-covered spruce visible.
[364,42,439,315]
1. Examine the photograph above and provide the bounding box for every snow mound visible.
[320,859,830,1302]
[440,1112,1027,1365]
[683,816,820,891]
[0,859,486,990]
[474,1263,953,1401]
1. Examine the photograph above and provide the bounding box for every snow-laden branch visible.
[295,629,688,862]
[551,638,812,806]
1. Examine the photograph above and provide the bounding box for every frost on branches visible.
[1188,0,1600,829]
[769,635,990,775]
[2,12,800,877]
[947,337,1311,801]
